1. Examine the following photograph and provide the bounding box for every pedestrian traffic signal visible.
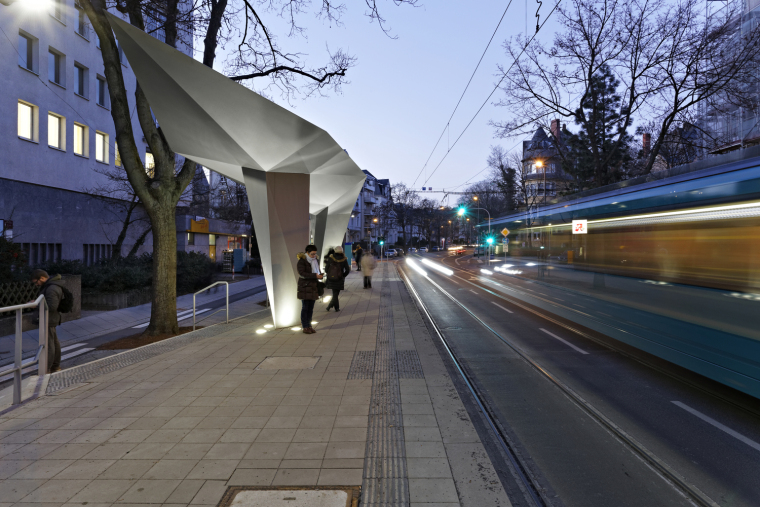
[379,237,385,245]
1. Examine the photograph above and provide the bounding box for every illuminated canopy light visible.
[406,258,428,276]
[421,258,454,276]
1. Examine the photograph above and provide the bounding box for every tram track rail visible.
[396,260,720,507]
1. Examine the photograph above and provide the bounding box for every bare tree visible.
[492,0,760,187]
[80,0,415,335]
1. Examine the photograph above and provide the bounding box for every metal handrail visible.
[0,295,48,405]
[192,281,229,331]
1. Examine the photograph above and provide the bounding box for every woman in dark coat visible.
[324,246,351,312]
[297,245,323,334]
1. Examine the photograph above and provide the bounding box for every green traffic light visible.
[486,237,494,245]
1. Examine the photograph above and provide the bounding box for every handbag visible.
[317,281,326,297]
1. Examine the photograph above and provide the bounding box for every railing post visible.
[193,293,196,331]
[13,308,22,405]
[225,282,229,324]
[38,299,48,376]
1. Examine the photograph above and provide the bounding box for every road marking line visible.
[61,343,87,352]
[0,348,95,382]
[61,348,94,361]
[672,401,760,452]
[598,312,611,317]
[553,297,565,302]
[491,302,514,314]
[573,304,586,308]
[539,328,589,355]
[179,308,211,321]
[133,308,207,328]
[469,289,478,294]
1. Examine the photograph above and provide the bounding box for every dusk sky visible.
[218,1,561,198]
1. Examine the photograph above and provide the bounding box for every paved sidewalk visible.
[0,263,511,507]
[0,277,266,363]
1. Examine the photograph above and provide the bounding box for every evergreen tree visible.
[563,64,632,187]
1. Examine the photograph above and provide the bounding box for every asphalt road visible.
[397,251,760,507]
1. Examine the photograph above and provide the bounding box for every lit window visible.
[48,113,64,150]
[114,142,121,166]
[75,64,88,98]
[73,123,87,156]
[75,1,88,38]
[145,151,155,176]
[95,131,108,162]
[187,233,195,245]
[18,33,36,72]
[48,50,64,86]
[96,76,107,107]
[18,101,34,140]
[51,0,64,21]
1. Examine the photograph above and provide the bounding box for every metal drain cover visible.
[220,486,359,507]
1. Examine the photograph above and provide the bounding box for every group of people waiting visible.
[296,244,377,334]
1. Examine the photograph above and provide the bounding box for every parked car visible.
[430,246,440,252]
[408,248,417,253]
[384,249,397,258]
[396,248,404,256]
[419,247,428,253]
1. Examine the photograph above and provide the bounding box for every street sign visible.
[572,219,588,234]
[501,228,510,236]
[502,238,508,244]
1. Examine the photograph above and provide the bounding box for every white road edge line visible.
[491,302,514,314]
[61,342,88,352]
[539,328,590,355]
[672,401,760,452]
[133,308,203,328]
[469,289,478,294]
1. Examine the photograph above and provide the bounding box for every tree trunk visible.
[147,202,178,335]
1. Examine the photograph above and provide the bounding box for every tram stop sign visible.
[573,219,588,234]
[501,228,510,236]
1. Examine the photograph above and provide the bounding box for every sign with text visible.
[573,219,588,234]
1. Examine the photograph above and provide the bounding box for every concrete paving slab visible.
[0,264,514,507]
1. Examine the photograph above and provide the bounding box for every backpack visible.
[57,286,74,313]
[327,261,343,282]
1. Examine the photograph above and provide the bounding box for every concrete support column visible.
[244,169,310,328]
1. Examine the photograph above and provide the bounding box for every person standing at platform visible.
[296,245,323,334]
[354,244,363,271]
[325,246,350,311]
[31,269,64,372]
[362,252,376,289]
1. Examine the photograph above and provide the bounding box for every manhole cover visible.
[255,356,320,370]
[220,486,359,507]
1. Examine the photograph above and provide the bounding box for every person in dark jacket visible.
[296,245,323,334]
[31,269,63,372]
[354,245,363,271]
[324,246,351,311]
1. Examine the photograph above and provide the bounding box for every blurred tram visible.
[486,150,760,398]
[491,151,760,293]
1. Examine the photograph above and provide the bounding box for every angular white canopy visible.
[109,15,366,328]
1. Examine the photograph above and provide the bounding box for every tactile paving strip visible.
[348,351,375,379]
[46,314,260,394]
[395,351,424,379]
[361,264,410,506]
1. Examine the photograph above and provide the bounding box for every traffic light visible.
[379,236,385,245]
[457,207,465,216]
[486,237,494,245]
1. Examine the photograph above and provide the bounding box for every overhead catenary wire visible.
[412,0,515,188]
[420,0,562,188]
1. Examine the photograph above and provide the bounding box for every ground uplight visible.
[256,329,267,334]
